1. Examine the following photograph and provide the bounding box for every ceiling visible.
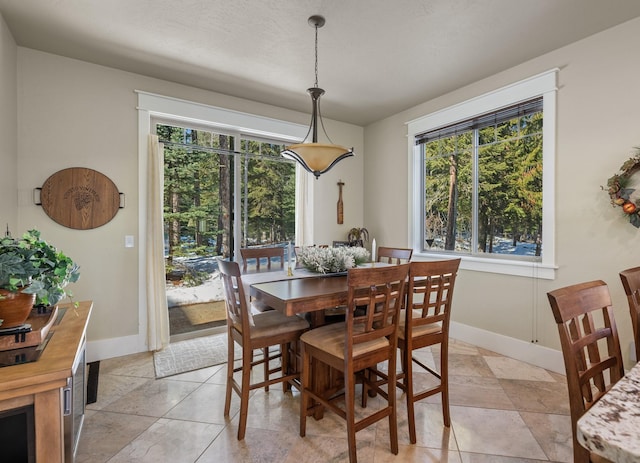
[2,0,640,126]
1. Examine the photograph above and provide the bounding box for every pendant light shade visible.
[281,15,354,179]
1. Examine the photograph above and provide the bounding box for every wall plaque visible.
[37,167,122,230]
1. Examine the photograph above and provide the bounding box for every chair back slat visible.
[240,246,284,272]
[346,264,409,349]
[406,259,460,335]
[377,246,413,264]
[217,258,250,332]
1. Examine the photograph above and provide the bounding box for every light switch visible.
[125,235,135,248]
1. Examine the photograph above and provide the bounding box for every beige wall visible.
[0,13,17,230]
[15,47,363,359]
[7,13,640,368]
[364,17,640,366]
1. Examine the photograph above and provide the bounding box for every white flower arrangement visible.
[297,246,370,273]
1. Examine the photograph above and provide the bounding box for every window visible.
[156,123,296,261]
[408,70,557,279]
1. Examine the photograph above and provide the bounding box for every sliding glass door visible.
[156,123,296,338]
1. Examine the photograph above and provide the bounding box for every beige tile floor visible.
[77,338,573,462]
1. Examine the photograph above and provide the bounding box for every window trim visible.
[406,69,558,279]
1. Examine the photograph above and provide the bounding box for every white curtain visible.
[294,164,314,246]
[146,134,170,351]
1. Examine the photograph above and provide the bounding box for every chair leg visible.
[237,347,252,440]
[440,343,450,427]
[224,332,234,417]
[404,346,417,444]
[299,346,311,437]
[263,347,270,392]
[282,342,291,392]
[388,350,399,455]
[345,366,358,463]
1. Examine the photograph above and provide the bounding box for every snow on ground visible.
[166,271,224,307]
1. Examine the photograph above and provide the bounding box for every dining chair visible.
[217,258,309,440]
[547,280,623,463]
[395,258,460,443]
[240,246,284,273]
[619,266,640,362]
[377,246,413,264]
[299,263,410,463]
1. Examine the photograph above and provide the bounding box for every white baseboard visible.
[85,322,566,375]
[450,321,565,375]
[86,334,147,363]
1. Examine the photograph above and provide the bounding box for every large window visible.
[418,98,542,258]
[408,70,557,279]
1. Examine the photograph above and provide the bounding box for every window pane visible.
[420,104,543,260]
[423,132,472,253]
[240,139,295,248]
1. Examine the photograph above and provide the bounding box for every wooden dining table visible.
[248,273,349,326]
[576,361,640,462]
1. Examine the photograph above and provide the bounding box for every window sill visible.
[413,251,556,280]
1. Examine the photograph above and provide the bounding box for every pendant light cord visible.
[314,23,319,88]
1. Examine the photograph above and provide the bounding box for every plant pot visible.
[0,288,36,329]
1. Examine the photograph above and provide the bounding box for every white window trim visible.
[406,69,558,280]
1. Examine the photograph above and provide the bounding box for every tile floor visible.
[77,338,573,462]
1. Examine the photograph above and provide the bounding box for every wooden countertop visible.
[0,301,92,402]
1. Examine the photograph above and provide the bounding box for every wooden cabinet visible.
[0,301,92,462]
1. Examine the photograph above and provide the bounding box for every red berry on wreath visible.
[623,202,637,214]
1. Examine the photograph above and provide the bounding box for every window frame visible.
[407,70,558,279]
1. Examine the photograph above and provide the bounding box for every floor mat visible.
[179,300,226,325]
[153,332,238,378]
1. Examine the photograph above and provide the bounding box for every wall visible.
[364,17,640,368]
[15,48,364,360]
[0,13,17,230]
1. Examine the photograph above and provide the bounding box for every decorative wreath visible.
[605,148,640,228]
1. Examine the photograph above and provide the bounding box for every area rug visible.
[153,332,238,378]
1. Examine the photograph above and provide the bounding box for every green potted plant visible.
[0,229,80,328]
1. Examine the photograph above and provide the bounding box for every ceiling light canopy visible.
[281,15,354,179]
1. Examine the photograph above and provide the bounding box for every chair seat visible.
[397,309,442,340]
[235,310,309,338]
[251,299,275,313]
[300,321,391,360]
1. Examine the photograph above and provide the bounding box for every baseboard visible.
[86,334,146,363]
[450,321,565,375]
[85,322,566,375]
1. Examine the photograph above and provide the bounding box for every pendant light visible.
[281,15,354,179]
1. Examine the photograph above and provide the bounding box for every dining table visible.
[242,262,392,325]
[576,361,640,462]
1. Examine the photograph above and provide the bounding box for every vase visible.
[0,288,36,329]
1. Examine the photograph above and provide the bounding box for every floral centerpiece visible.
[297,246,370,274]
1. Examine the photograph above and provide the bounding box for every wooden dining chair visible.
[299,263,410,463]
[547,281,624,463]
[619,266,640,362]
[377,246,413,264]
[217,258,309,440]
[240,246,284,273]
[396,258,460,443]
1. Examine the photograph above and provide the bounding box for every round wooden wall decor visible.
[39,167,121,230]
